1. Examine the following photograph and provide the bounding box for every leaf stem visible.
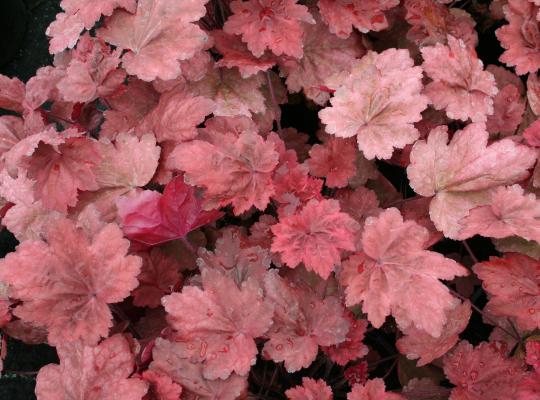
[265,71,282,133]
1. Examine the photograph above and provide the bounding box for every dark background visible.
[1,1,60,398]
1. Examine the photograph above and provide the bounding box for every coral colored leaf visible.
[140,87,215,143]
[197,227,271,286]
[286,377,333,400]
[15,130,102,213]
[421,36,498,122]
[46,0,137,53]
[278,13,365,105]
[307,137,357,188]
[397,301,472,366]
[141,369,183,400]
[97,0,209,81]
[486,83,525,135]
[0,75,25,113]
[526,340,540,371]
[168,127,279,215]
[0,218,142,346]
[101,78,160,139]
[347,378,405,400]
[528,73,540,117]
[271,199,359,279]
[151,338,247,399]
[185,67,266,117]
[524,119,540,147]
[404,0,478,47]
[117,175,223,246]
[407,123,538,238]
[56,34,126,103]
[262,271,350,372]
[496,0,540,75]
[35,334,148,400]
[473,253,540,330]
[212,30,276,78]
[223,0,315,58]
[319,49,427,160]
[318,0,399,39]
[322,313,369,366]
[443,341,528,400]
[459,185,540,243]
[341,208,468,337]
[162,268,273,380]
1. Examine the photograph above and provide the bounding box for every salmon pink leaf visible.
[286,377,333,400]
[318,0,399,39]
[473,253,540,330]
[262,271,350,372]
[223,0,315,58]
[162,268,273,380]
[168,128,279,215]
[0,218,142,346]
[35,334,148,400]
[397,301,472,366]
[150,338,248,399]
[347,378,405,400]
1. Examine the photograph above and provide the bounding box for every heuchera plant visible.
[1,0,540,399]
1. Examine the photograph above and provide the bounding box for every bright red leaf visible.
[116,175,223,246]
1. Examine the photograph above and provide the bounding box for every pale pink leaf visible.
[96,132,160,189]
[319,49,428,160]
[97,0,209,81]
[341,208,468,337]
[0,75,25,113]
[459,185,540,243]
[141,369,183,400]
[407,123,538,238]
[140,87,215,142]
[185,67,266,117]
